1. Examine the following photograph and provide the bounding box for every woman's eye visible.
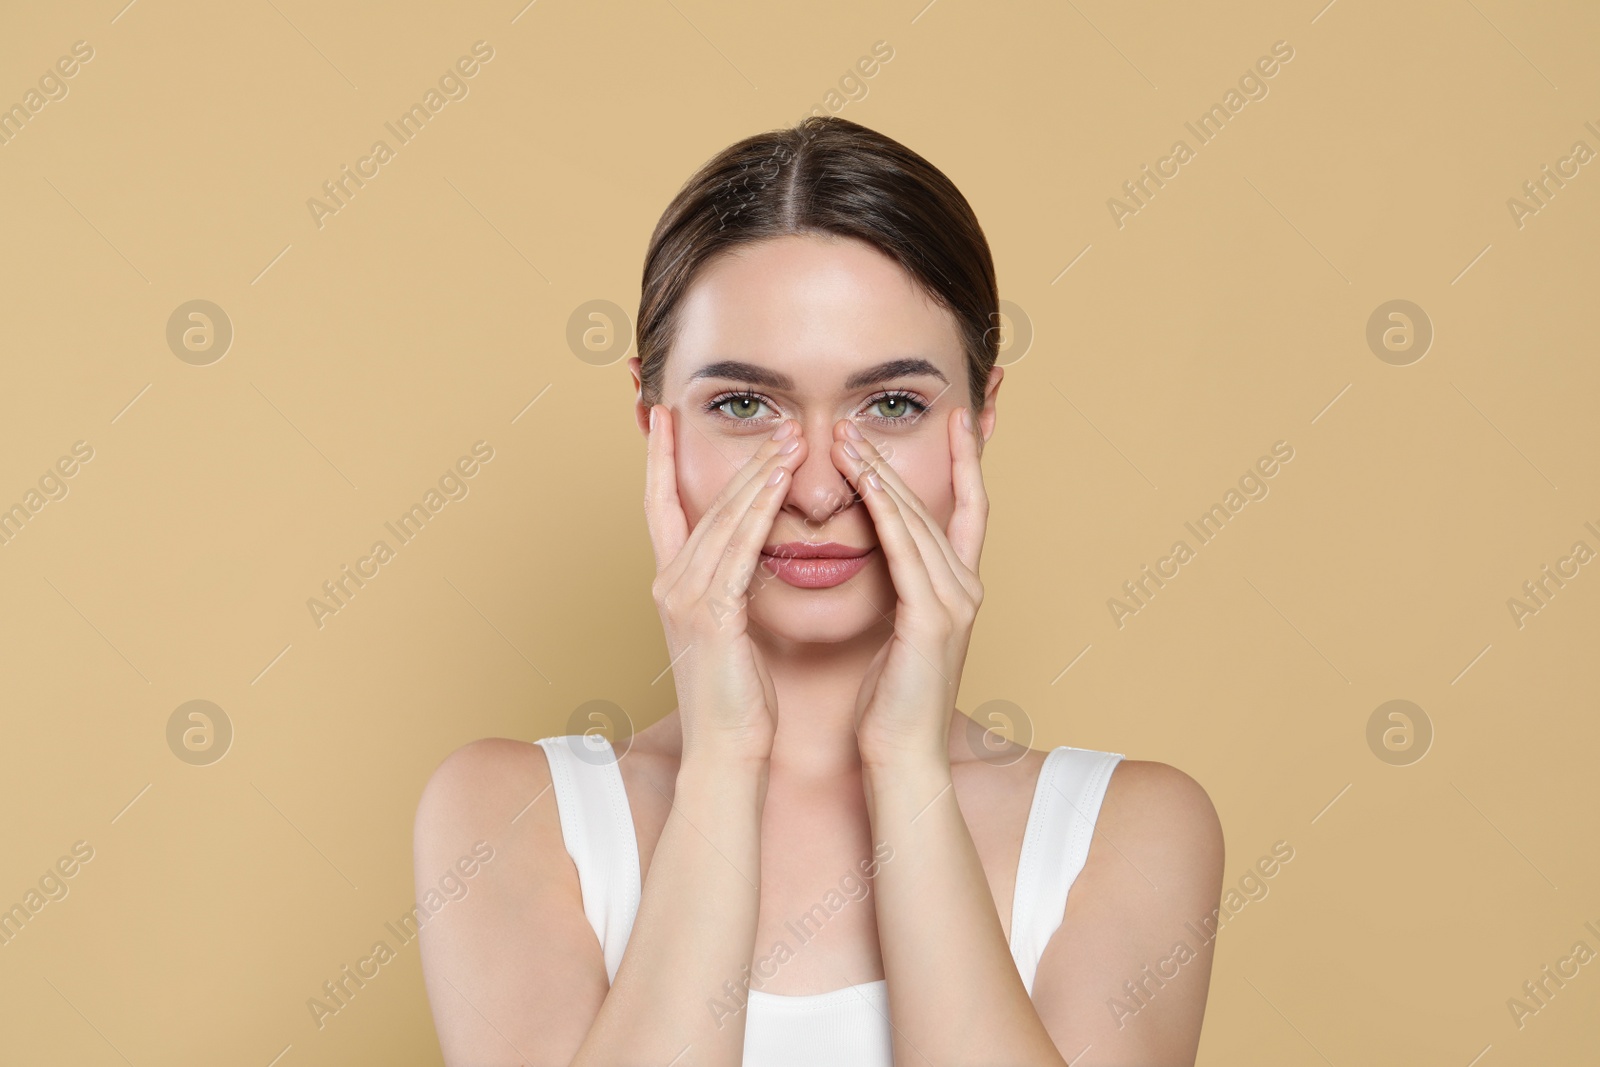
[716,394,770,420]
[867,394,924,420]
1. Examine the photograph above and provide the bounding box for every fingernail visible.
[961,407,973,432]
[772,419,797,440]
[843,419,864,441]
[779,436,800,454]
[767,465,786,487]
[649,406,658,432]
[866,471,882,491]
[841,439,861,460]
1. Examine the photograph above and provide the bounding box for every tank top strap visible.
[1008,745,1126,995]
[534,736,642,984]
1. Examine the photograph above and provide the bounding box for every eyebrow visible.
[686,358,949,391]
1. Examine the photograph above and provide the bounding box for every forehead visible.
[667,233,964,390]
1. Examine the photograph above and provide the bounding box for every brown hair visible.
[636,115,999,412]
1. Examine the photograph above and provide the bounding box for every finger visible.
[704,457,798,623]
[833,436,968,608]
[643,404,689,571]
[946,405,989,573]
[659,420,790,587]
[675,424,805,595]
[874,472,971,607]
[832,438,940,613]
[836,418,968,591]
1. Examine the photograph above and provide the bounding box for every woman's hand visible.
[644,404,808,767]
[831,405,989,770]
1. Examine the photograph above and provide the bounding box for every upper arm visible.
[412,737,610,1067]
[1031,759,1226,1066]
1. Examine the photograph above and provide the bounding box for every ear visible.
[628,356,651,438]
[976,365,1002,451]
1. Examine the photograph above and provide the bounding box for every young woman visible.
[414,116,1224,1067]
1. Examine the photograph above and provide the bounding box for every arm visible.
[862,752,1066,1066]
[831,406,1224,1063]
[413,737,604,1065]
[414,405,808,1064]
[1032,760,1226,1065]
[576,750,768,1066]
[863,757,1224,1066]
[413,737,768,1067]
[837,399,1067,1063]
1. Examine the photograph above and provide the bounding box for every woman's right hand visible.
[643,404,806,767]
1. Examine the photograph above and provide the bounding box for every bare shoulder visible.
[414,736,555,847]
[421,734,551,786]
[419,736,552,798]
[413,737,607,1065]
[1032,759,1224,1061]
[412,735,574,914]
[1096,758,1225,873]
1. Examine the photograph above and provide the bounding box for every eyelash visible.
[704,389,930,427]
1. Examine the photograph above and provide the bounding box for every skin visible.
[414,233,1225,1065]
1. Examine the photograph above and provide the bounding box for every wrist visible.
[860,747,952,792]
[859,735,950,778]
[677,748,769,799]
[678,722,773,772]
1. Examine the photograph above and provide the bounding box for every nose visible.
[780,417,860,527]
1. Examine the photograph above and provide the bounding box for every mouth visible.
[760,541,872,559]
[758,542,876,589]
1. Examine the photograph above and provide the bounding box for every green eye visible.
[714,394,770,419]
[865,391,928,422]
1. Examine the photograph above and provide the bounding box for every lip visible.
[759,542,876,588]
[760,541,873,559]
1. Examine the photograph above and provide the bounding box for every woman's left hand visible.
[831,405,989,770]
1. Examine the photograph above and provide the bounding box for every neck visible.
[748,616,893,778]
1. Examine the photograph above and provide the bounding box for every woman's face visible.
[630,232,1000,644]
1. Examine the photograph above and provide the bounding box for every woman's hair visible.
[636,115,999,412]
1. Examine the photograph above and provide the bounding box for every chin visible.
[746,571,894,645]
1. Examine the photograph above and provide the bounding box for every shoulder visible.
[1090,758,1225,892]
[1032,758,1224,1054]
[1098,758,1224,864]
[417,736,551,807]
[411,737,582,943]
[413,737,556,852]
[411,738,607,1062]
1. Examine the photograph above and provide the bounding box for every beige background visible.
[1,0,1596,1063]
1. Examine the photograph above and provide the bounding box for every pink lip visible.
[761,541,871,559]
[759,542,876,588]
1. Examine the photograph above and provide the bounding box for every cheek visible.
[878,438,954,524]
[676,431,753,527]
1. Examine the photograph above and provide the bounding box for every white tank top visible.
[534,736,1124,1066]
